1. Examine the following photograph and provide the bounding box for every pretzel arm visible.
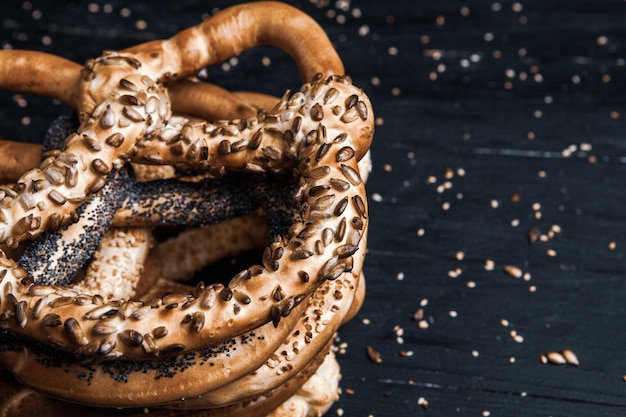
[0,50,81,107]
[124,1,343,85]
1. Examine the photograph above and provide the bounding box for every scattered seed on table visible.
[484,259,495,271]
[366,345,383,363]
[545,351,567,365]
[528,227,540,243]
[561,348,579,365]
[504,265,523,278]
[417,397,429,409]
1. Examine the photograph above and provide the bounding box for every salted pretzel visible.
[0,1,373,415]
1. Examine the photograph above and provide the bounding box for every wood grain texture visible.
[1,0,626,416]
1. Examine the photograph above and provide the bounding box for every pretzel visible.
[0,1,374,415]
[0,348,340,417]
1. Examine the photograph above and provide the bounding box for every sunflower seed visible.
[119,329,143,347]
[64,318,87,345]
[42,313,62,327]
[340,164,362,185]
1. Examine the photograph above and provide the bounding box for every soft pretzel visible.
[0,1,373,415]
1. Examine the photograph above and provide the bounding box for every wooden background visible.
[1,0,626,416]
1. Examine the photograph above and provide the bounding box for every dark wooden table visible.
[1,1,626,416]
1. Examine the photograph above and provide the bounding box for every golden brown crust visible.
[0,2,372,415]
[0,347,339,417]
[0,140,42,182]
[170,273,361,408]
[123,1,343,85]
[0,50,81,107]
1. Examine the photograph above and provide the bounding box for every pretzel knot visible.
[0,2,373,416]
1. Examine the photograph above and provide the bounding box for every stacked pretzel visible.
[0,2,374,416]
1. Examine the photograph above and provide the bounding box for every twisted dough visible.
[0,1,373,415]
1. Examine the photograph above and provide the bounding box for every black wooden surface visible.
[1,1,626,416]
